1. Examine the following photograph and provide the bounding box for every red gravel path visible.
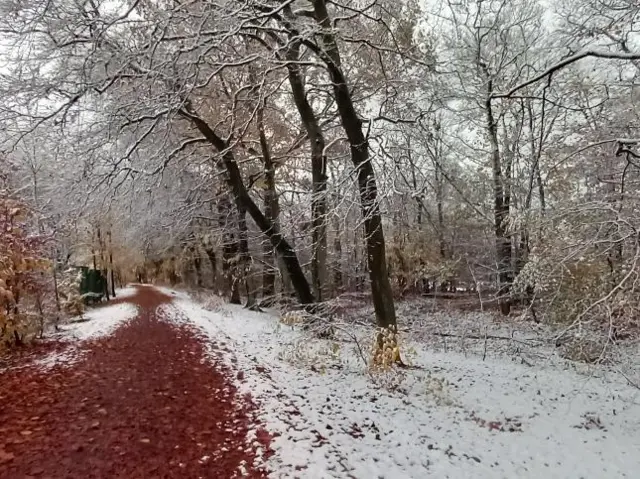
[0,286,271,478]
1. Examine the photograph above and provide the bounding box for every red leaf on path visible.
[0,450,15,462]
[488,421,503,431]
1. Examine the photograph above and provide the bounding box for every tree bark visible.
[204,245,217,289]
[435,159,446,260]
[52,256,61,313]
[167,257,179,286]
[107,230,116,297]
[285,37,328,302]
[97,227,110,301]
[333,199,343,295]
[257,105,279,302]
[192,245,203,288]
[180,107,315,305]
[236,200,257,309]
[309,0,397,329]
[485,81,512,315]
[218,192,241,304]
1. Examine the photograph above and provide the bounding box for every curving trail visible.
[0,286,270,479]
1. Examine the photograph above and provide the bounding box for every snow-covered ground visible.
[160,291,640,479]
[56,302,138,342]
[113,285,140,300]
[28,302,138,370]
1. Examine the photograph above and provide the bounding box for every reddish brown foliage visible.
[0,287,271,478]
[0,194,52,347]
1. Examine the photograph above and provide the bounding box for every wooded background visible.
[1,0,639,343]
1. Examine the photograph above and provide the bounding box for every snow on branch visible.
[615,138,640,158]
[492,49,640,99]
[559,138,640,164]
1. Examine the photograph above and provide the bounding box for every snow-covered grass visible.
[154,285,192,300]
[113,285,140,300]
[24,302,139,371]
[57,302,138,341]
[160,290,640,479]
[342,297,640,382]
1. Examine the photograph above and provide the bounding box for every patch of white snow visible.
[113,286,139,300]
[57,302,139,342]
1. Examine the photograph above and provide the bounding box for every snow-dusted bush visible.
[0,195,52,347]
[58,268,84,316]
[514,209,640,342]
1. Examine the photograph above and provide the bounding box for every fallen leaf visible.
[0,449,15,462]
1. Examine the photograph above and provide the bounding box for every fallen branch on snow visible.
[432,331,544,347]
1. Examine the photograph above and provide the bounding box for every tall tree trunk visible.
[204,245,217,289]
[285,38,328,302]
[485,82,512,315]
[192,245,203,288]
[180,107,314,305]
[518,100,546,305]
[166,256,178,286]
[425,117,449,260]
[435,160,446,260]
[333,203,343,295]
[107,230,116,297]
[309,0,396,329]
[52,254,61,313]
[218,192,241,304]
[407,139,424,227]
[97,227,110,301]
[226,242,241,304]
[525,98,548,216]
[536,164,545,214]
[91,231,97,271]
[257,105,279,303]
[236,200,257,309]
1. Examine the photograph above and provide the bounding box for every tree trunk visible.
[435,160,447,261]
[52,253,61,313]
[257,105,279,303]
[107,230,116,297]
[204,246,217,289]
[286,38,328,302]
[192,246,203,288]
[333,204,343,295]
[406,140,424,227]
[218,192,241,304]
[180,107,315,305]
[97,227,110,301]
[485,82,512,315]
[91,237,97,270]
[309,0,397,329]
[226,244,241,304]
[236,200,257,309]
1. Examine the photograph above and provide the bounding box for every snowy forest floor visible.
[1,285,640,478]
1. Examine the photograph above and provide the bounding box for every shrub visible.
[58,268,84,316]
[369,327,401,371]
[0,195,51,348]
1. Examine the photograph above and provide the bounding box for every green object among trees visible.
[79,267,106,304]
